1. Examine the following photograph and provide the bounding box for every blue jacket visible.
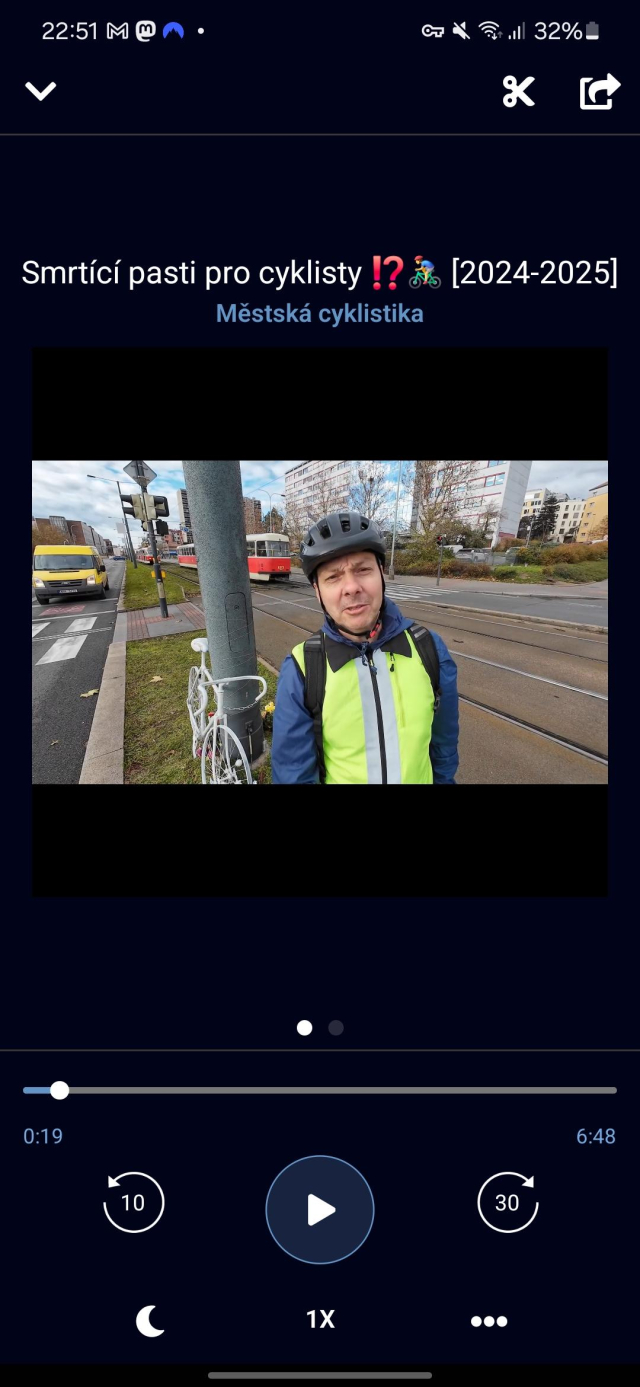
[271,596,459,784]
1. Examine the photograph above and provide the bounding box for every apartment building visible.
[285,460,354,518]
[176,488,192,531]
[415,460,532,545]
[551,498,585,542]
[578,482,608,541]
[243,497,264,533]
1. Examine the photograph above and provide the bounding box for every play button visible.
[265,1155,375,1264]
[308,1193,336,1226]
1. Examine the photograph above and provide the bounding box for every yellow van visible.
[32,545,110,605]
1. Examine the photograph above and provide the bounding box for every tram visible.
[136,550,154,564]
[177,534,291,583]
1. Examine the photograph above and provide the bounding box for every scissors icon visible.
[503,75,536,107]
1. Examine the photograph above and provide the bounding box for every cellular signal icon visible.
[508,22,525,40]
[479,21,502,39]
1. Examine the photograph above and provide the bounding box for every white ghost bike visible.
[187,637,267,785]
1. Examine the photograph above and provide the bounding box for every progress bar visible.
[207,1376,432,1381]
[24,1085,617,1096]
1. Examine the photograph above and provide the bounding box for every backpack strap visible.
[407,623,441,714]
[302,632,327,783]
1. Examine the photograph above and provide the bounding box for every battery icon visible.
[585,21,599,39]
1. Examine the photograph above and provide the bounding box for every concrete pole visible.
[388,459,403,579]
[182,461,264,762]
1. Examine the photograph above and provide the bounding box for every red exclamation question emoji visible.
[373,255,382,291]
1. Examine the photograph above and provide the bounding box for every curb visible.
[79,562,128,784]
[79,641,126,784]
[257,654,280,677]
[413,600,607,635]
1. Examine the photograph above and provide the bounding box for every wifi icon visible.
[479,21,502,39]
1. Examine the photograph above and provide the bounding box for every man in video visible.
[272,510,459,784]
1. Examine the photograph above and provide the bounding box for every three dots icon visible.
[471,1315,508,1327]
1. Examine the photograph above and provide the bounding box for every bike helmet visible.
[300,511,386,585]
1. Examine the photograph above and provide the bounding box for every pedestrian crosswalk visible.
[32,611,114,664]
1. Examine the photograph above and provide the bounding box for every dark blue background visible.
[6,1048,637,1370]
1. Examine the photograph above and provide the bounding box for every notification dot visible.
[51,1081,70,1100]
[297,1020,313,1036]
[198,28,204,35]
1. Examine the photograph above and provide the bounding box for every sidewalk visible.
[113,598,206,643]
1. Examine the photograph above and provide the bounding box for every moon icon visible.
[136,1305,164,1338]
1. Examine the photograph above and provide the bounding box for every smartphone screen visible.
[6,3,633,1379]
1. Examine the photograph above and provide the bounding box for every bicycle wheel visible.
[211,722,254,785]
[409,274,424,288]
[428,275,441,288]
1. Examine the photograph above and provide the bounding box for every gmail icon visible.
[106,21,129,39]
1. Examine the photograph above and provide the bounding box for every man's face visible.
[314,550,383,635]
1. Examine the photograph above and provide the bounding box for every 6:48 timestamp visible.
[577,1128,615,1143]
[452,258,617,288]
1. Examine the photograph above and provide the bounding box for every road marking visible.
[32,611,117,623]
[452,649,607,699]
[66,616,99,632]
[32,623,49,637]
[35,635,90,663]
[32,628,115,643]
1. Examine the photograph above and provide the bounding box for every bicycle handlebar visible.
[211,674,268,709]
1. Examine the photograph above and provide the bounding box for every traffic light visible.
[144,495,170,521]
[121,493,146,522]
[156,519,169,536]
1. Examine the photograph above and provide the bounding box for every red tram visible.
[177,534,291,583]
[136,550,154,564]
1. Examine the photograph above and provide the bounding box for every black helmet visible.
[300,511,386,584]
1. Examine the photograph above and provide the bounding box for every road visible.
[32,559,124,784]
[365,573,608,627]
[248,576,608,785]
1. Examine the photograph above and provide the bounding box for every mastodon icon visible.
[163,21,184,38]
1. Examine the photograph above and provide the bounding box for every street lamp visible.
[275,493,287,531]
[255,487,274,533]
[87,473,137,567]
[388,460,403,580]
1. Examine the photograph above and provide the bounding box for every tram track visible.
[161,566,607,766]
[248,594,608,765]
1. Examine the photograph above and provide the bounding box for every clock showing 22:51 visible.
[577,1128,615,1144]
[43,23,98,39]
[24,1128,63,1144]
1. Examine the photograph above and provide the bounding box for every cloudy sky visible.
[32,459,608,548]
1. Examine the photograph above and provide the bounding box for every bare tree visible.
[281,496,306,557]
[476,500,505,542]
[304,468,350,524]
[589,514,608,541]
[406,460,479,536]
[348,461,394,526]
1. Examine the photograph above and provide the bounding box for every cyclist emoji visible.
[410,257,441,288]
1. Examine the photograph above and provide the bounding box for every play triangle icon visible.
[308,1193,336,1226]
